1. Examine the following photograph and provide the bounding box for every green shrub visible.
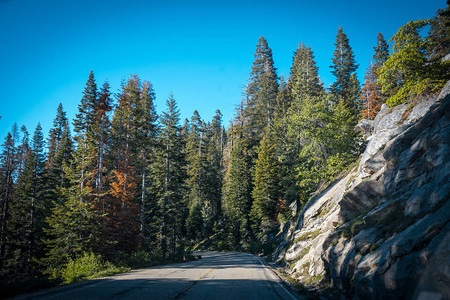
[350,218,364,236]
[59,252,128,284]
[386,78,445,107]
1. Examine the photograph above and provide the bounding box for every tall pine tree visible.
[45,105,73,206]
[8,124,47,276]
[73,70,98,203]
[151,93,187,258]
[107,75,146,252]
[244,37,279,159]
[288,43,324,103]
[0,125,19,272]
[330,26,360,118]
[359,33,389,119]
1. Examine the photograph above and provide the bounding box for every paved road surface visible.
[16,251,299,300]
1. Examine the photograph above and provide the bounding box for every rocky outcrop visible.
[274,82,450,299]
[355,119,374,140]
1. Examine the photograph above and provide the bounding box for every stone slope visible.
[273,82,450,299]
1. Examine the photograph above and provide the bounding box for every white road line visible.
[258,259,298,300]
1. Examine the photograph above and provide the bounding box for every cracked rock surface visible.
[273,81,450,299]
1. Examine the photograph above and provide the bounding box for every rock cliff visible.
[273,82,450,299]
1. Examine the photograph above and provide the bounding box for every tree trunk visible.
[140,168,146,245]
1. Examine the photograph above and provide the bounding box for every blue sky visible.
[0,0,445,141]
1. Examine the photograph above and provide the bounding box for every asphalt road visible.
[15,251,299,300]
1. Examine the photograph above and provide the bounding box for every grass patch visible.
[369,242,379,252]
[289,246,311,271]
[351,218,364,235]
[399,94,433,124]
[301,262,310,272]
[296,261,324,285]
[318,204,332,218]
[399,104,414,124]
[299,246,311,260]
[304,273,324,285]
[293,229,321,244]
[346,174,357,190]
[341,217,365,239]
[331,238,339,246]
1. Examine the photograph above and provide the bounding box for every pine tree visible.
[185,110,205,210]
[244,37,279,158]
[45,105,73,206]
[359,33,389,120]
[186,204,203,242]
[106,75,144,252]
[250,134,280,248]
[359,63,382,120]
[221,126,252,250]
[184,110,225,242]
[185,111,208,242]
[330,27,360,117]
[151,93,187,258]
[202,110,225,237]
[8,124,47,276]
[379,19,449,106]
[288,43,324,103]
[290,96,358,201]
[0,125,19,271]
[91,81,113,209]
[47,104,69,167]
[73,70,97,136]
[283,43,327,208]
[72,71,98,203]
[16,126,30,176]
[108,165,139,252]
[43,160,103,279]
[136,81,158,248]
[273,77,299,206]
[373,33,390,72]
[427,4,450,59]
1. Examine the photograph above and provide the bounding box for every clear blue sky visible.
[0,0,445,141]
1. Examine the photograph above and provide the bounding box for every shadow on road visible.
[15,252,296,300]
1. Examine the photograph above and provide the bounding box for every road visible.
[15,251,299,300]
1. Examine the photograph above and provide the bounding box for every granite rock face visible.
[274,82,450,299]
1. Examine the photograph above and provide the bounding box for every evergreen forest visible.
[0,4,448,295]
